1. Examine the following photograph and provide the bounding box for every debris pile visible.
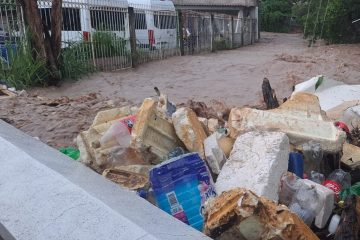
[203,188,319,240]
[74,77,360,239]
[0,84,17,99]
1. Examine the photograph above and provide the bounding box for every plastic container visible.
[149,153,216,231]
[288,152,304,178]
[302,179,334,228]
[100,115,136,146]
[302,141,323,175]
[279,173,302,206]
[310,171,325,184]
[322,169,351,199]
[289,185,323,226]
[328,214,340,236]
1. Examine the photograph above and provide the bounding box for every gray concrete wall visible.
[0,121,211,240]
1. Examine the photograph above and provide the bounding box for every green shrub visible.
[0,31,132,87]
[92,31,129,58]
[0,38,48,89]
[59,41,95,80]
[213,38,231,50]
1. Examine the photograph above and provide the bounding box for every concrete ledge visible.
[0,121,210,240]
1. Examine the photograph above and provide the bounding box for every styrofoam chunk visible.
[215,131,290,202]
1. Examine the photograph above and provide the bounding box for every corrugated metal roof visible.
[172,0,257,7]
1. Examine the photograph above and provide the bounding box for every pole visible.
[230,16,234,49]
[128,7,137,67]
[177,10,184,56]
[210,14,214,52]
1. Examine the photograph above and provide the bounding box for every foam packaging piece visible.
[215,131,290,202]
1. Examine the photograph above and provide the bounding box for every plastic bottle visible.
[302,141,323,175]
[322,169,351,199]
[279,173,303,206]
[310,171,325,184]
[100,115,136,146]
[289,185,323,226]
[327,214,340,236]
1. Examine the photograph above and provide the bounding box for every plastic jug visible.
[288,152,304,178]
[289,185,323,226]
[149,153,216,231]
[302,179,334,228]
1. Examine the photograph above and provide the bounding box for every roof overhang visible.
[173,0,257,10]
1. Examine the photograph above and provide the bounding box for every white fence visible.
[0,0,258,72]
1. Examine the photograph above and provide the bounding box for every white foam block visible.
[215,131,290,202]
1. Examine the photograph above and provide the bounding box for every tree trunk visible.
[17,0,46,61]
[17,0,62,85]
[50,0,62,65]
[46,0,62,84]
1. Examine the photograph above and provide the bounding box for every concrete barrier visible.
[0,121,210,240]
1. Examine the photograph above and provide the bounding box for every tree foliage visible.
[259,0,294,32]
[295,0,360,43]
[260,0,360,43]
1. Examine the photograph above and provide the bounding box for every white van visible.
[38,0,128,45]
[38,0,177,49]
[128,0,177,49]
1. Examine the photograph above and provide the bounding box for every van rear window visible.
[40,8,81,31]
[135,12,147,30]
[154,14,176,29]
[90,10,125,31]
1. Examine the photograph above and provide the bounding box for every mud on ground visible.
[1,32,360,149]
[0,93,131,148]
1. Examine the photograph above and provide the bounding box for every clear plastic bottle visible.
[322,169,351,199]
[302,141,323,174]
[100,121,131,146]
[309,171,325,184]
[279,173,303,206]
[100,115,136,147]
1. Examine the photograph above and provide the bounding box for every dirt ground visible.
[1,32,360,148]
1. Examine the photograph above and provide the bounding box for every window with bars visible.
[135,12,147,29]
[40,7,81,31]
[90,10,125,31]
[154,14,176,29]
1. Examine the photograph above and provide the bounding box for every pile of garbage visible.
[0,84,20,99]
[74,76,360,239]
